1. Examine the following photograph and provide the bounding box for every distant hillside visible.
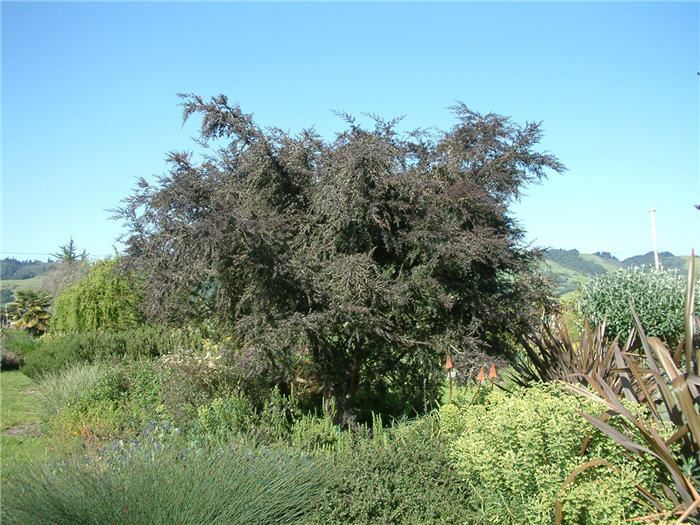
[541,249,699,296]
[0,258,56,307]
[1,258,55,280]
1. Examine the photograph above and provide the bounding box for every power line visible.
[1,251,54,256]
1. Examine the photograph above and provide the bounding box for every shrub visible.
[117,95,562,422]
[2,442,325,524]
[35,360,166,440]
[1,328,39,355]
[157,342,242,426]
[565,262,699,523]
[35,361,123,425]
[21,325,203,378]
[303,415,473,525]
[51,258,144,333]
[195,394,257,440]
[440,383,668,524]
[509,315,631,388]
[579,266,699,347]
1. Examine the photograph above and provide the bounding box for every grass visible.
[1,371,48,473]
[2,440,326,525]
[0,370,77,478]
[1,371,38,430]
[1,276,47,291]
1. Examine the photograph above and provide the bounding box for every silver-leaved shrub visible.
[579,265,699,346]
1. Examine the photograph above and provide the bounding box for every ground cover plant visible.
[440,382,670,524]
[302,415,474,525]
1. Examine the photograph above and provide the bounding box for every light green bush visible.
[440,383,667,524]
[51,258,144,333]
[579,266,699,346]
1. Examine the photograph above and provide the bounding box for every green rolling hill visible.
[1,259,56,307]
[540,249,700,296]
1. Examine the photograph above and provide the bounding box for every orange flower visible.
[489,364,497,380]
[445,356,453,370]
[477,367,485,382]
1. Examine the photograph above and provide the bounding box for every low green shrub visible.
[303,415,473,525]
[1,328,39,355]
[157,343,240,427]
[195,394,257,439]
[2,442,325,524]
[1,328,37,369]
[21,325,204,378]
[440,383,669,524]
[579,266,699,347]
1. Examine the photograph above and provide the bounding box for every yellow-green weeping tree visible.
[51,258,144,333]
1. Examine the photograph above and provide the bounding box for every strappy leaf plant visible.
[510,314,637,392]
[558,253,700,524]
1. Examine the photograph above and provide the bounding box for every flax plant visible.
[558,253,700,524]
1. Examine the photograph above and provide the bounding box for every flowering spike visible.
[477,367,485,382]
[445,355,453,370]
[489,364,497,380]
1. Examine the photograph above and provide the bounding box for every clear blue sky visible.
[2,1,698,262]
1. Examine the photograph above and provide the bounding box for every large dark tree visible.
[116,94,564,421]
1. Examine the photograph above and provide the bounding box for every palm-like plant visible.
[7,289,52,335]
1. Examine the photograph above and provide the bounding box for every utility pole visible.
[649,207,660,270]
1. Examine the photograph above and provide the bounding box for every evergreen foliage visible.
[116,94,563,420]
[579,266,700,346]
[42,240,89,302]
[21,325,194,378]
[441,383,668,524]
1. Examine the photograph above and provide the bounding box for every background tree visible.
[51,238,88,264]
[51,258,144,333]
[43,238,89,301]
[116,94,563,421]
[7,289,52,336]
